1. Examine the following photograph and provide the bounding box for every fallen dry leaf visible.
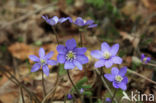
[8,43,58,61]
[120,31,140,49]
[8,43,35,60]
[0,92,18,103]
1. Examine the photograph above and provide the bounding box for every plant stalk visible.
[52,26,59,45]
[111,89,118,103]
[42,70,46,97]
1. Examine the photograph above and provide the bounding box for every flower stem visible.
[67,70,84,103]
[67,70,80,95]
[95,69,118,103]
[79,32,83,47]
[52,26,59,45]
[41,66,60,103]
[42,70,46,97]
[111,89,118,103]
[143,63,156,67]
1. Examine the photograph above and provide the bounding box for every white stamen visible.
[103,51,111,59]
[115,75,123,82]
[66,51,76,62]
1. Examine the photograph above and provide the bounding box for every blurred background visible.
[0,0,156,103]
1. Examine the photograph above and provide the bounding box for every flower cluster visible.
[29,38,128,90]
[29,15,130,94]
[29,39,128,92]
[42,16,97,28]
[90,42,129,90]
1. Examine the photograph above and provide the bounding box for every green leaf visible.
[97,99,102,103]
[83,91,92,96]
[0,45,7,52]
[34,41,42,46]
[81,85,92,89]
[76,76,88,88]
[59,64,67,76]
[66,0,73,5]
[86,0,105,8]
[17,36,24,42]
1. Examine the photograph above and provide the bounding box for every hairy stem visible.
[67,70,84,103]
[42,70,46,97]
[95,69,118,103]
[52,26,59,45]
[79,31,83,47]
[42,66,60,103]
[111,89,118,103]
[67,70,80,95]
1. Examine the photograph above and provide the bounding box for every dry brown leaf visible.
[0,76,8,87]
[141,0,156,11]
[8,43,58,61]
[120,1,137,21]
[0,92,18,103]
[125,56,132,66]
[52,68,96,99]
[53,69,85,99]
[120,31,140,49]
[8,43,35,60]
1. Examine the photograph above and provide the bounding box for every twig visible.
[0,66,40,103]
[13,58,26,103]
[144,63,156,67]
[20,86,25,103]
[127,68,156,85]
[41,85,58,103]
[0,2,57,30]
[4,72,40,103]
[95,69,118,103]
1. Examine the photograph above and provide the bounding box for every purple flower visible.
[42,15,68,26]
[67,94,72,99]
[70,17,97,28]
[57,39,88,70]
[91,42,122,68]
[29,48,57,76]
[141,54,151,64]
[59,17,69,23]
[80,88,84,94]
[105,98,111,103]
[104,67,128,90]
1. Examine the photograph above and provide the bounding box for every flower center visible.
[103,51,111,59]
[66,51,76,61]
[143,57,147,62]
[40,59,46,64]
[115,75,123,82]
